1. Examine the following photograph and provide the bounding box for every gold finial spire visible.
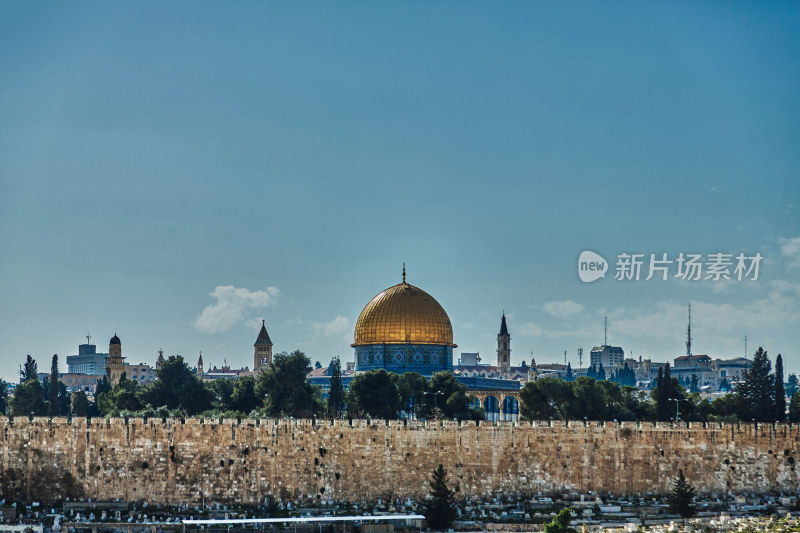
[402,262,406,283]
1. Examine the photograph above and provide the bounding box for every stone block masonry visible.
[1,418,798,504]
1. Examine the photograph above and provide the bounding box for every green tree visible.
[709,393,741,421]
[230,375,259,414]
[396,372,427,419]
[0,379,7,415]
[736,347,774,422]
[255,350,321,418]
[424,372,472,420]
[790,391,800,423]
[9,379,49,416]
[103,374,145,414]
[58,382,71,416]
[787,373,799,398]
[210,378,235,409]
[346,369,400,419]
[543,508,577,533]
[596,363,606,381]
[95,375,112,397]
[146,355,212,415]
[775,354,786,422]
[423,464,457,531]
[49,354,60,415]
[568,377,607,421]
[71,391,90,417]
[653,364,684,421]
[327,356,344,419]
[689,374,699,394]
[667,469,696,521]
[520,377,570,420]
[21,355,38,382]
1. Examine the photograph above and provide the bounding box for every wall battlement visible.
[1,418,796,504]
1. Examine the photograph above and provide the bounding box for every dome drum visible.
[355,343,453,374]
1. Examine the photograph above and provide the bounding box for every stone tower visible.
[497,313,511,373]
[254,320,273,372]
[528,358,538,382]
[106,333,125,385]
[197,352,204,378]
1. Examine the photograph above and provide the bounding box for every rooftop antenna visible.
[564,350,567,366]
[744,333,748,358]
[604,316,607,346]
[402,262,406,283]
[578,347,583,369]
[686,303,692,357]
[86,333,91,345]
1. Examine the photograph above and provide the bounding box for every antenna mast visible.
[744,333,748,358]
[686,303,692,356]
[578,347,583,369]
[604,316,607,346]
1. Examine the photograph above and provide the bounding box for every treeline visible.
[521,347,796,423]
[4,351,320,419]
[3,346,794,423]
[3,355,72,417]
[3,351,482,421]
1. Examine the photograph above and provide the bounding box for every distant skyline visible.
[1,2,798,383]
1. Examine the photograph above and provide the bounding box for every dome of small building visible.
[110,334,121,345]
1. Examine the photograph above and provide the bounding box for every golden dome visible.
[353,281,456,347]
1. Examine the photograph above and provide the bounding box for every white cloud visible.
[314,316,351,337]
[543,300,586,319]
[519,322,543,337]
[780,236,800,270]
[194,286,279,334]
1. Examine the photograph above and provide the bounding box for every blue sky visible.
[1,2,798,382]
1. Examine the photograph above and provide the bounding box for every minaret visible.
[254,319,273,372]
[497,312,511,373]
[197,351,204,378]
[106,333,125,385]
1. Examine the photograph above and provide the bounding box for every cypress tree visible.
[775,354,786,422]
[424,464,457,530]
[49,354,60,416]
[327,356,344,419]
[790,391,800,423]
[668,469,696,522]
[21,355,38,382]
[736,347,774,422]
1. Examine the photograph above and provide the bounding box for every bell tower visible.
[497,313,511,373]
[254,320,273,372]
[106,333,125,385]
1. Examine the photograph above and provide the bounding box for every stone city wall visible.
[1,417,798,504]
